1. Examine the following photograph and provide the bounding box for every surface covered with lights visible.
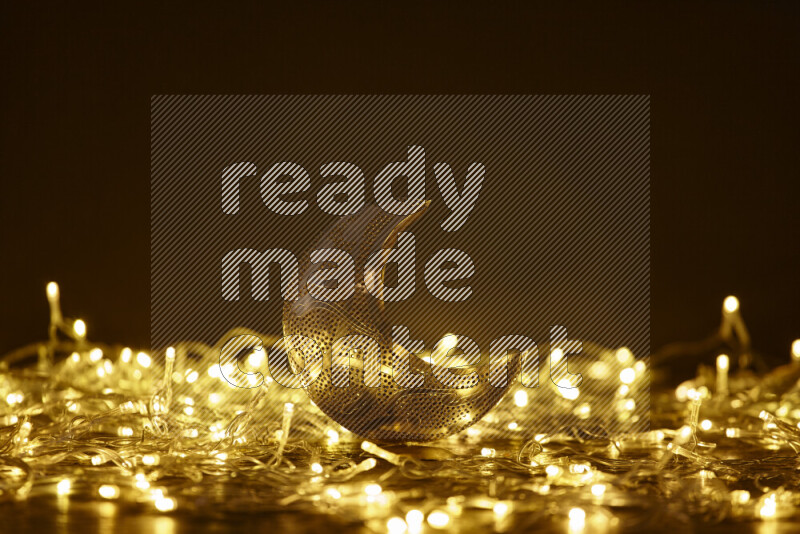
[1,284,800,533]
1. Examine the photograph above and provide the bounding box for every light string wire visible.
[1,284,799,532]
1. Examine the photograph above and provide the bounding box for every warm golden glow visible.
[427,511,450,529]
[387,517,407,534]
[364,483,382,496]
[568,507,586,531]
[136,352,151,368]
[73,319,86,338]
[759,493,777,519]
[591,484,606,497]
[98,485,119,499]
[615,347,633,364]
[619,367,635,384]
[155,496,177,512]
[46,282,59,300]
[493,501,509,516]
[56,479,71,495]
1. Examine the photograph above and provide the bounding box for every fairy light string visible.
[0,283,798,531]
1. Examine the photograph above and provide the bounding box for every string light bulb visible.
[387,517,407,534]
[716,354,730,396]
[3,280,799,532]
[723,295,739,314]
[56,479,71,496]
[73,319,86,339]
[427,511,450,529]
[98,485,119,499]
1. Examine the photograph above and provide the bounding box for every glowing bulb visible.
[514,390,528,407]
[186,369,198,383]
[121,347,132,363]
[47,282,59,299]
[570,463,590,474]
[136,352,151,368]
[557,378,579,400]
[508,422,518,430]
[142,454,159,466]
[717,354,729,371]
[73,319,86,338]
[700,419,713,431]
[406,510,424,528]
[364,483,382,496]
[619,367,635,384]
[209,393,221,404]
[546,465,561,478]
[568,508,586,530]
[591,484,606,497]
[481,447,496,457]
[551,348,564,364]
[133,473,149,490]
[792,339,800,361]
[326,488,341,499]
[493,502,509,516]
[311,462,323,474]
[723,295,739,313]
[57,479,71,495]
[427,511,450,529]
[221,363,236,379]
[759,494,777,519]
[616,347,633,364]
[387,517,407,534]
[98,485,119,499]
[155,496,177,512]
[732,490,750,505]
[247,349,265,368]
[326,429,340,444]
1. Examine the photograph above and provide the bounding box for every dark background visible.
[1,1,798,365]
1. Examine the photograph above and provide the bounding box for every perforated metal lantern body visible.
[283,203,517,442]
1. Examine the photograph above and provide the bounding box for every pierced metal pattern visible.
[283,203,518,442]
